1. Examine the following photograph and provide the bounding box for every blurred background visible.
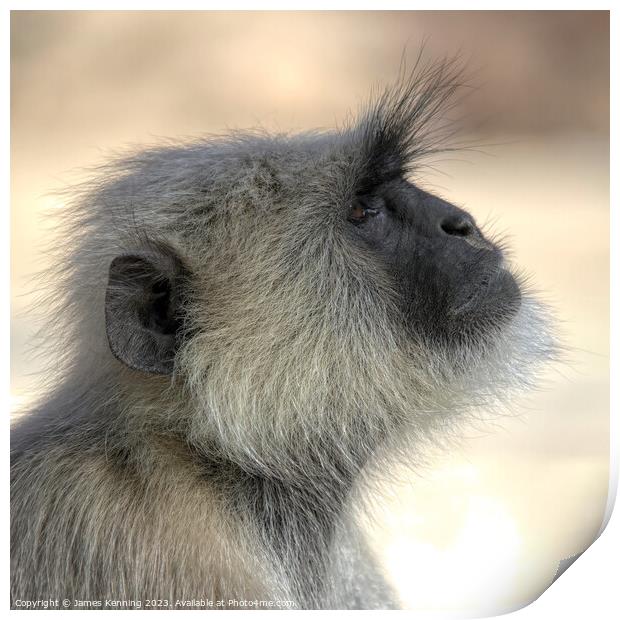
[11,11,609,615]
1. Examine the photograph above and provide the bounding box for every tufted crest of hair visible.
[27,56,554,488]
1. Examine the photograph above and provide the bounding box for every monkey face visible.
[344,178,521,348]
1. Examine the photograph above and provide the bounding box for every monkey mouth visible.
[451,264,521,318]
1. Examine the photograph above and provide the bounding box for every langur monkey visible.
[11,58,554,609]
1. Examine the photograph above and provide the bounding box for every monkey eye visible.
[348,198,381,224]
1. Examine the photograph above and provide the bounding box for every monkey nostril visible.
[440,215,475,237]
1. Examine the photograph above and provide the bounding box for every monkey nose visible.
[439,214,495,251]
[439,214,475,237]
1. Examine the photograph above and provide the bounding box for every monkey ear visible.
[104,249,187,375]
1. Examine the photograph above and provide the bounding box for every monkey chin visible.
[446,266,522,347]
[496,267,523,315]
[443,271,555,403]
[482,265,523,324]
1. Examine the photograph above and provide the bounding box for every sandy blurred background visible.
[10,11,609,615]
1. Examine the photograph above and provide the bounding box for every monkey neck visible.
[193,439,371,606]
[115,377,384,604]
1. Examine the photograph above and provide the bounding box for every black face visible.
[348,179,521,346]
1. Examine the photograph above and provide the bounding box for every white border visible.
[4,4,616,618]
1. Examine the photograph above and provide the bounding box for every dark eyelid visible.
[355,195,384,211]
[365,195,384,208]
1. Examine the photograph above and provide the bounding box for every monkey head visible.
[53,61,553,474]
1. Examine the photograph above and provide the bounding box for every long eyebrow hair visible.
[352,52,467,196]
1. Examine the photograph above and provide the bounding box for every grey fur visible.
[11,58,555,610]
